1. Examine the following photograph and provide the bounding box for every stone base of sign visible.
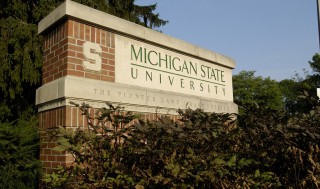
[36,76,238,115]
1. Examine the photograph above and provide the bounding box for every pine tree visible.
[0,0,48,122]
[77,0,168,29]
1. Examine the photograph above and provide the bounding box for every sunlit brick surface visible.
[42,20,115,84]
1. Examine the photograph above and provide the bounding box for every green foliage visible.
[279,78,308,115]
[41,101,317,188]
[121,109,241,188]
[42,103,139,188]
[237,95,320,188]
[233,70,284,112]
[278,54,320,115]
[306,54,320,98]
[70,0,168,29]
[309,53,320,76]
[0,16,43,122]
[43,95,320,188]
[0,117,41,189]
[0,0,68,122]
[233,53,320,116]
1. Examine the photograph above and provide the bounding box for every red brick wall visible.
[42,19,115,84]
[39,105,105,173]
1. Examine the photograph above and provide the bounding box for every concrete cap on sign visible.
[38,0,236,69]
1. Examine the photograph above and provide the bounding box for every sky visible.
[136,0,319,81]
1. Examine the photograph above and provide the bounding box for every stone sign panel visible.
[115,35,233,101]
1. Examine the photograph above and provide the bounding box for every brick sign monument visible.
[36,0,238,173]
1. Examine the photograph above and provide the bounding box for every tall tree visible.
[233,71,284,112]
[0,0,167,122]
[307,53,320,89]
[0,0,48,122]
[279,54,320,115]
[104,0,168,29]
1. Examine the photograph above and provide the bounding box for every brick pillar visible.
[39,19,115,174]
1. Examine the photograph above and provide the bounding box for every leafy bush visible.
[0,117,41,189]
[42,103,280,188]
[236,94,320,188]
[43,94,320,188]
